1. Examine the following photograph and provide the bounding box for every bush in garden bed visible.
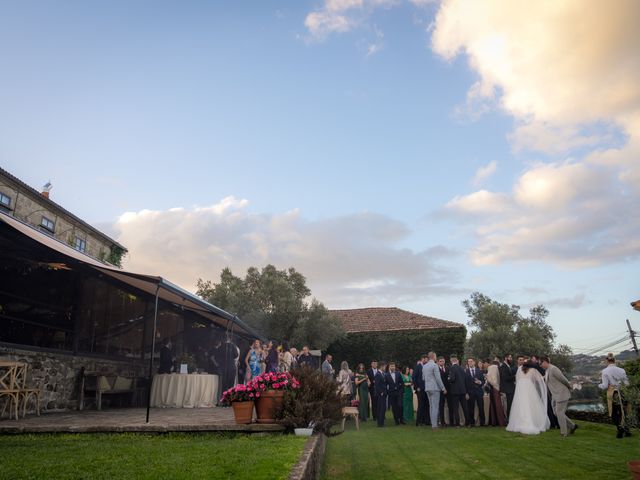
[277,365,344,436]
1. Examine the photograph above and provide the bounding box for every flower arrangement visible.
[350,399,360,408]
[220,383,259,405]
[250,371,300,393]
[220,371,300,405]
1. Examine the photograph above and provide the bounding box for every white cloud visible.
[445,189,511,216]
[444,162,639,267]
[115,197,462,306]
[431,0,640,267]
[471,160,497,187]
[304,0,396,41]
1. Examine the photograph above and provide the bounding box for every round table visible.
[150,373,218,408]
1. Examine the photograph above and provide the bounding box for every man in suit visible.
[374,361,388,427]
[447,355,468,427]
[465,357,485,427]
[158,338,173,374]
[541,356,577,437]
[422,351,446,429]
[437,356,450,427]
[412,355,429,426]
[386,362,405,425]
[499,353,517,418]
[321,354,335,378]
[297,345,314,367]
[367,360,379,420]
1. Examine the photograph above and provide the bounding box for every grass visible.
[0,432,307,480]
[321,414,639,480]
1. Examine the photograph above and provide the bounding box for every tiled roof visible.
[329,307,463,333]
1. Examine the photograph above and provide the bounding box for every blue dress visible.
[249,350,261,379]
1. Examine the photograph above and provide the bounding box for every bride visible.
[506,363,550,435]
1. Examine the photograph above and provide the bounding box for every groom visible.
[541,356,577,437]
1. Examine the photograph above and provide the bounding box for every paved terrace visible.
[0,408,284,434]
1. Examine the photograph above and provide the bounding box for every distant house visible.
[327,307,466,369]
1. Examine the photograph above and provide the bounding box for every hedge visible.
[327,327,467,370]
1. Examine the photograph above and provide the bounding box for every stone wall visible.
[0,346,147,412]
[289,434,327,480]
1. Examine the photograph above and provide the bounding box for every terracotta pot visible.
[231,401,254,425]
[255,390,285,424]
[628,461,640,479]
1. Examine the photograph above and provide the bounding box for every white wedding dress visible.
[506,367,550,435]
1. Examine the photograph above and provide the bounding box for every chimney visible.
[41,181,52,199]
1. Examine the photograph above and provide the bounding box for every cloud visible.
[443,161,640,267]
[115,197,462,306]
[431,0,640,267]
[304,0,397,41]
[472,160,497,187]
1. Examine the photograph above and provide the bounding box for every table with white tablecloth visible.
[150,373,218,408]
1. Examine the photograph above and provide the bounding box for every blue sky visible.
[2,1,638,353]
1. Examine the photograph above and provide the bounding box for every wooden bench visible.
[79,371,136,410]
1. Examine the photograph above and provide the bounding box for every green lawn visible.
[0,432,307,480]
[322,415,639,480]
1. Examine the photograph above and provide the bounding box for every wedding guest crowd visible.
[239,339,606,438]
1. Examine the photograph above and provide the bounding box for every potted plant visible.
[250,371,300,424]
[220,384,258,424]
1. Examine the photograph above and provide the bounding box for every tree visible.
[196,265,344,349]
[463,292,573,371]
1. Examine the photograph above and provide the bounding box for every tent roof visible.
[0,211,262,339]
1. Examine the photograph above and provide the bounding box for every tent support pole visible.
[146,284,160,423]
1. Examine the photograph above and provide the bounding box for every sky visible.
[2,0,639,353]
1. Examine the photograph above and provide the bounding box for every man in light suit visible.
[541,356,577,437]
[422,351,446,429]
[321,354,335,378]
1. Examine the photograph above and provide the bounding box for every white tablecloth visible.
[150,374,218,408]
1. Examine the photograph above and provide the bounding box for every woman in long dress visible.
[506,364,550,434]
[355,363,370,421]
[486,361,506,426]
[336,361,353,399]
[244,339,263,382]
[402,367,414,423]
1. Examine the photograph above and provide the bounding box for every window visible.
[74,236,87,253]
[0,192,11,210]
[40,216,55,232]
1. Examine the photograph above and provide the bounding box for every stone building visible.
[0,170,260,412]
[0,167,126,266]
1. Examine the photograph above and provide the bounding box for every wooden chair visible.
[0,362,22,420]
[341,406,360,431]
[18,364,41,418]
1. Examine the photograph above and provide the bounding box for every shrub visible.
[277,365,344,436]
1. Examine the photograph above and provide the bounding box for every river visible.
[567,401,605,413]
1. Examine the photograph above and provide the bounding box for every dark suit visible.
[413,363,429,426]
[386,371,404,425]
[438,364,451,426]
[499,362,517,417]
[465,367,485,426]
[374,370,388,427]
[447,363,468,426]
[367,368,379,419]
[159,345,173,374]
